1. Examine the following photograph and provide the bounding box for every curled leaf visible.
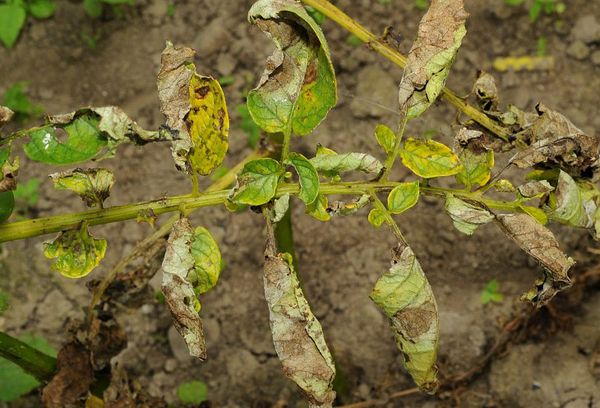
[400,137,462,178]
[375,124,395,155]
[286,152,320,205]
[229,158,284,205]
[370,245,439,392]
[367,208,386,228]
[472,71,498,111]
[310,152,383,176]
[157,42,229,175]
[387,182,420,215]
[397,0,468,119]
[247,0,337,135]
[549,171,595,229]
[263,218,336,407]
[328,194,370,217]
[44,223,107,279]
[453,128,494,189]
[517,180,554,199]
[445,195,493,235]
[49,168,115,208]
[306,193,330,222]
[495,213,574,305]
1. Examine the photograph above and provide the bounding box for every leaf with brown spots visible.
[370,244,439,393]
[263,216,336,407]
[398,0,468,119]
[247,0,337,136]
[157,42,229,175]
[495,212,574,305]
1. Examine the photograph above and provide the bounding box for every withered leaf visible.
[397,0,468,119]
[370,244,439,393]
[495,213,574,305]
[510,104,600,180]
[445,194,493,235]
[472,71,498,111]
[0,106,14,126]
[263,218,336,407]
[49,168,115,208]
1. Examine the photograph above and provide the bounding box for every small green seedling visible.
[13,178,39,208]
[83,0,133,18]
[0,0,55,48]
[480,279,504,305]
[3,82,43,121]
[505,0,566,22]
[177,380,208,405]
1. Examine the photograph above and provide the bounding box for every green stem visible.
[281,127,292,162]
[369,189,407,244]
[274,204,298,271]
[0,331,57,382]
[299,0,511,142]
[381,115,409,181]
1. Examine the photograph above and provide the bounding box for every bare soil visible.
[1,0,600,407]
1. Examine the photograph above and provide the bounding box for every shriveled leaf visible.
[44,223,107,279]
[157,42,229,175]
[454,128,494,189]
[375,124,395,155]
[0,106,14,126]
[370,245,439,392]
[49,168,115,208]
[306,193,330,222]
[263,220,336,406]
[495,213,574,305]
[229,158,284,205]
[271,193,291,223]
[400,137,462,178]
[510,104,600,180]
[189,227,222,296]
[328,194,370,217]
[445,195,493,235]
[310,152,383,176]
[549,171,594,228]
[387,182,419,214]
[24,115,107,165]
[286,152,319,205]
[397,0,468,119]
[493,179,516,192]
[161,218,206,360]
[517,180,554,198]
[368,208,386,228]
[247,0,336,135]
[472,71,498,111]
[0,149,18,193]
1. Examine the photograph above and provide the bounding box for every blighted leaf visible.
[0,150,18,193]
[0,106,14,126]
[306,193,330,222]
[263,219,336,406]
[286,152,319,205]
[328,194,370,216]
[247,0,337,135]
[44,223,107,279]
[157,42,229,175]
[271,193,291,223]
[397,0,468,119]
[387,182,419,214]
[375,124,395,155]
[189,227,222,296]
[495,213,574,305]
[370,245,439,392]
[445,195,493,235]
[310,153,383,176]
[161,218,206,360]
[229,158,284,205]
[315,144,336,156]
[24,115,108,165]
[400,137,462,178]
[49,168,114,208]
[368,208,386,228]
[453,128,494,189]
[510,104,600,180]
[473,71,498,111]
[517,180,554,199]
[493,179,516,193]
[549,171,595,229]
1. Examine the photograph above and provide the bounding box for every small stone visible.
[164,358,178,372]
[591,50,600,67]
[167,325,194,362]
[216,53,237,76]
[566,41,590,61]
[571,15,600,44]
[140,304,155,315]
[349,66,397,118]
[194,17,233,56]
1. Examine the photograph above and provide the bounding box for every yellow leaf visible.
[400,138,462,178]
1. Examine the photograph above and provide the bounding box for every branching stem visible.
[381,115,409,181]
[369,189,408,245]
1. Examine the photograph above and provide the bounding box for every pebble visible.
[566,41,590,61]
[349,66,397,118]
[216,53,237,76]
[194,17,233,56]
[591,50,600,67]
[164,358,178,372]
[571,15,600,44]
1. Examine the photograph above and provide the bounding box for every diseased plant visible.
[0,0,598,406]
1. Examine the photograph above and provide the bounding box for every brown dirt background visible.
[1,0,600,406]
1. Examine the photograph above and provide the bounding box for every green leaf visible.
[445,195,494,235]
[83,0,102,18]
[50,168,114,208]
[400,138,462,178]
[375,124,395,155]
[549,171,593,228]
[14,178,40,207]
[44,223,107,279]
[264,220,336,405]
[519,205,548,225]
[177,380,208,405]
[397,0,467,119]
[0,191,14,223]
[455,148,494,190]
[286,152,319,205]
[3,82,42,118]
[310,152,383,176]
[247,0,337,135]
[0,290,8,314]
[24,115,108,164]
[230,158,284,206]
[367,208,386,228]
[28,0,55,19]
[480,279,504,305]
[189,227,222,296]
[306,192,330,222]
[305,5,325,25]
[0,335,56,402]
[387,181,419,214]
[370,245,439,392]
[0,4,26,48]
[236,104,261,148]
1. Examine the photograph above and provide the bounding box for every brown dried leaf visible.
[88,310,127,371]
[161,218,206,360]
[103,366,167,408]
[511,104,600,180]
[0,106,14,126]
[495,213,574,305]
[264,218,336,407]
[398,0,468,118]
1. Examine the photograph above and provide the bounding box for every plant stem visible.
[369,189,407,244]
[300,0,511,142]
[0,331,57,382]
[381,115,409,181]
[281,128,292,162]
